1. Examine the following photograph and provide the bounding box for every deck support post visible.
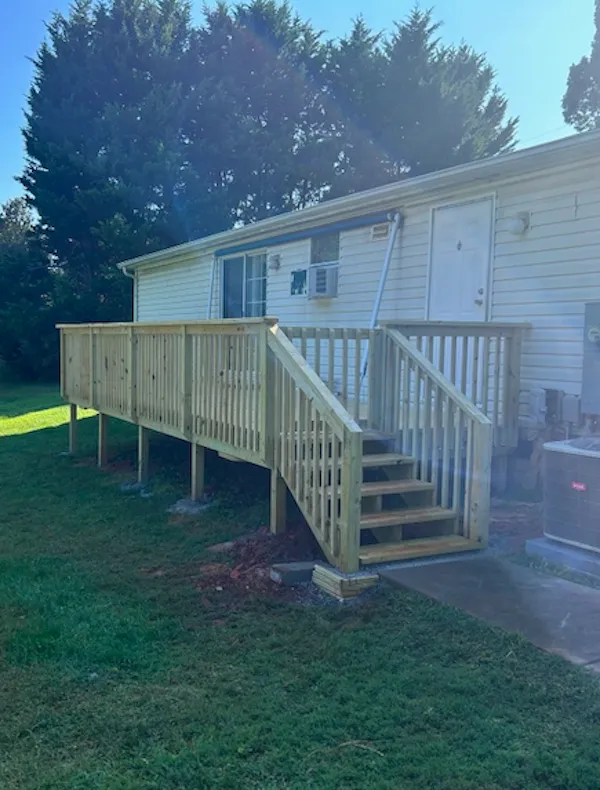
[138,425,150,484]
[270,469,287,534]
[191,443,205,501]
[98,413,108,468]
[68,403,78,454]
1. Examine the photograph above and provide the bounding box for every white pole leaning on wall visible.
[360,211,402,383]
[207,255,217,318]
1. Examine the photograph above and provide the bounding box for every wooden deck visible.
[58,318,526,573]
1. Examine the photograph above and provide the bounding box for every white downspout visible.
[121,265,137,321]
[360,211,402,381]
[207,255,217,318]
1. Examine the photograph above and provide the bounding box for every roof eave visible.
[118,129,600,273]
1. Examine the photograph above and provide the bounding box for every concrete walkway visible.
[381,555,600,670]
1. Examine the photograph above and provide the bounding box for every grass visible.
[2,384,600,789]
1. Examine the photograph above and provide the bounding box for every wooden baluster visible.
[328,329,335,392]
[453,410,464,530]
[321,420,330,542]
[463,420,474,536]
[481,335,490,418]
[460,336,469,395]
[471,335,480,407]
[450,335,457,389]
[354,333,361,421]
[303,388,311,506]
[330,429,339,543]
[441,394,451,508]
[342,329,349,411]
[492,336,502,446]
[400,347,410,454]
[312,412,321,521]
[420,371,431,482]
[314,330,321,379]
[300,328,308,360]
[296,389,304,500]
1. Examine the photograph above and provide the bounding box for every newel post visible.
[260,322,274,467]
[339,430,362,573]
[181,325,192,438]
[468,420,492,545]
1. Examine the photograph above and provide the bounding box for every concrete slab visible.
[526,537,600,580]
[381,556,600,666]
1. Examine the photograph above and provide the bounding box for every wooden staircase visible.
[358,430,479,566]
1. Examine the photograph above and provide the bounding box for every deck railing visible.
[59,319,508,569]
[371,328,493,543]
[59,319,275,466]
[268,327,363,571]
[60,319,363,571]
[382,321,528,448]
[282,327,376,423]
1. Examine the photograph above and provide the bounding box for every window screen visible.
[311,232,340,265]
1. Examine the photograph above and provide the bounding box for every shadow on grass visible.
[0,383,63,417]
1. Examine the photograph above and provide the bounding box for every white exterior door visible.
[427,198,493,405]
[428,198,493,322]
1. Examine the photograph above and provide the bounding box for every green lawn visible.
[1,384,600,790]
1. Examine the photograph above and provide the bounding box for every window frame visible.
[310,231,340,268]
[221,251,267,319]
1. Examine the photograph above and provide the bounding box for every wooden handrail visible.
[269,326,362,437]
[268,325,362,572]
[385,329,491,425]
[56,317,279,329]
[381,320,530,333]
[375,327,493,545]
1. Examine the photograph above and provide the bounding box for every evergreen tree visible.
[0,199,57,379]
[196,0,334,223]
[20,0,517,350]
[563,1,600,131]
[21,0,200,322]
[325,9,517,195]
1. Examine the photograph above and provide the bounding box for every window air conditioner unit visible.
[308,263,339,299]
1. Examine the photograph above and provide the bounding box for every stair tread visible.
[361,453,415,467]
[360,506,455,530]
[361,479,434,496]
[359,535,479,564]
[362,429,394,442]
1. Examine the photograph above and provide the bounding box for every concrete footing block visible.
[526,537,600,580]
[270,561,315,586]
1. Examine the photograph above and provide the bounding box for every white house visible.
[119,129,600,439]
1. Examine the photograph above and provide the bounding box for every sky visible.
[0,0,595,204]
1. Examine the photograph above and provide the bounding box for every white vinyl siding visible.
[492,160,600,395]
[133,152,600,406]
[136,254,213,321]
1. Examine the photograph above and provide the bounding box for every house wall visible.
[134,156,600,409]
[492,161,600,397]
[136,253,213,321]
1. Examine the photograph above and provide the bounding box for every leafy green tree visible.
[21,0,200,323]
[563,1,600,131]
[0,199,57,379]
[20,0,517,361]
[326,9,517,195]
[196,0,335,223]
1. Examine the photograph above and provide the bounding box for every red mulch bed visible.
[489,500,543,554]
[155,521,323,599]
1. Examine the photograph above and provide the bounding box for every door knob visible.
[474,298,484,306]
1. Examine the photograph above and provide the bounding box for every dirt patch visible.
[489,500,543,555]
[192,522,322,598]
